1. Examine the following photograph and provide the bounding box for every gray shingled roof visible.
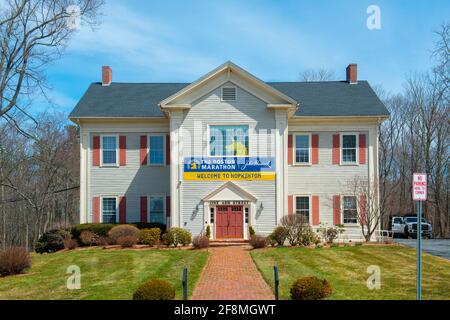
[69,80,389,118]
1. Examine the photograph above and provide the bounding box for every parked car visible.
[390,216,432,239]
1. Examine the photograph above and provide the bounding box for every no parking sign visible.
[412,173,427,201]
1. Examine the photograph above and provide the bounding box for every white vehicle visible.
[391,216,432,239]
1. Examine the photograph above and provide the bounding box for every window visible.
[343,196,358,224]
[295,196,310,223]
[295,134,310,164]
[102,136,117,165]
[149,135,164,165]
[393,217,403,224]
[102,197,117,223]
[221,87,236,101]
[210,125,249,156]
[210,207,215,223]
[342,134,357,163]
[245,207,249,223]
[149,196,165,224]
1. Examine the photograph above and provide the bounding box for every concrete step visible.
[210,239,250,247]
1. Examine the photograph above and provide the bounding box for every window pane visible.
[296,196,310,222]
[343,196,357,224]
[150,197,165,224]
[343,149,356,162]
[102,198,117,223]
[210,125,248,156]
[343,135,356,148]
[295,135,309,163]
[149,136,164,164]
[102,136,116,164]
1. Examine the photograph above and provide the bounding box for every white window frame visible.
[148,195,166,224]
[207,123,250,158]
[293,133,312,165]
[100,134,119,167]
[221,86,237,102]
[100,195,119,223]
[340,133,359,165]
[148,134,166,166]
[294,194,312,225]
[341,195,358,225]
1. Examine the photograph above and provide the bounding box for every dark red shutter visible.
[140,136,148,165]
[119,196,126,223]
[359,195,367,225]
[288,195,294,215]
[93,136,100,166]
[312,196,319,225]
[166,135,170,165]
[288,135,293,165]
[332,134,340,165]
[312,134,319,164]
[359,134,366,165]
[119,136,127,166]
[140,196,147,223]
[166,196,171,217]
[333,195,341,225]
[92,197,100,223]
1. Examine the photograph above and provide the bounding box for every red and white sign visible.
[413,173,427,201]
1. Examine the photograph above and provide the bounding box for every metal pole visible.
[416,201,422,300]
[183,267,188,300]
[273,265,279,300]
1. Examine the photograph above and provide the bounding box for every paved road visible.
[395,239,450,260]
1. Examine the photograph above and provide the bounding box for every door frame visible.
[215,205,244,239]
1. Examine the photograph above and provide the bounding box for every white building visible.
[69,61,389,240]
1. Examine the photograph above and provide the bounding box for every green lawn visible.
[251,245,450,300]
[0,248,208,300]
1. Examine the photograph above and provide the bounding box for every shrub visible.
[72,223,116,240]
[290,276,332,300]
[139,228,161,246]
[35,229,71,253]
[269,226,289,246]
[132,279,175,300]
[132,222,166,233]
[63,239,79,250]
[80,231,99,246]
[205,225,211,239]
[0,247,32,276]
[318,225,344,244]
[192,235,209,249]
[162,228,192,247]
[96,236,112,247]
[117,236,139,248]
[298,227,320,246]
[280,215,308,246]
[249,226,256,236]
[249,235,267,249]
[108,225,140,243]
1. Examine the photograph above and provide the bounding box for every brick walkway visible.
[191,247,274,300]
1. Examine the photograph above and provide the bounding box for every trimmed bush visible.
[108,225,140,243]
[205,225,211,239]
[249,226,256,236]
[117,236,139,248]
[35,229,71,253]
[0,247,31,276]
[96,236,112,247]
[72,223,116,240]
[249,235,267,249]
[269,226,289,246]
[63,239,79,250]
[290,276,332,300]
[139,228,161,246]
[162,228,192,247]
[80,231,98,246]
[132,279,175,300]
[192,235,209,249]
[298,227,320,246]
[133,222,166,233]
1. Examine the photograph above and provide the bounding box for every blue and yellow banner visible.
[184,157,276,181]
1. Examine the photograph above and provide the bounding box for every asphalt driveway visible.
[395,239,450,260]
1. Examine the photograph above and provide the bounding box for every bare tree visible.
[346,176,384,242]
[0,0,104,129]
[299,68,335,82]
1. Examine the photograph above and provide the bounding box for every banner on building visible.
[183,157,276,181]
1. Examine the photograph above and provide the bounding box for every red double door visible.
[216,205,244,239]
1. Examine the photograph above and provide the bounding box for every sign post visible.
[412,173,427,301]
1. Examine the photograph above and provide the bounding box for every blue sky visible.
[41,0,449,114]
